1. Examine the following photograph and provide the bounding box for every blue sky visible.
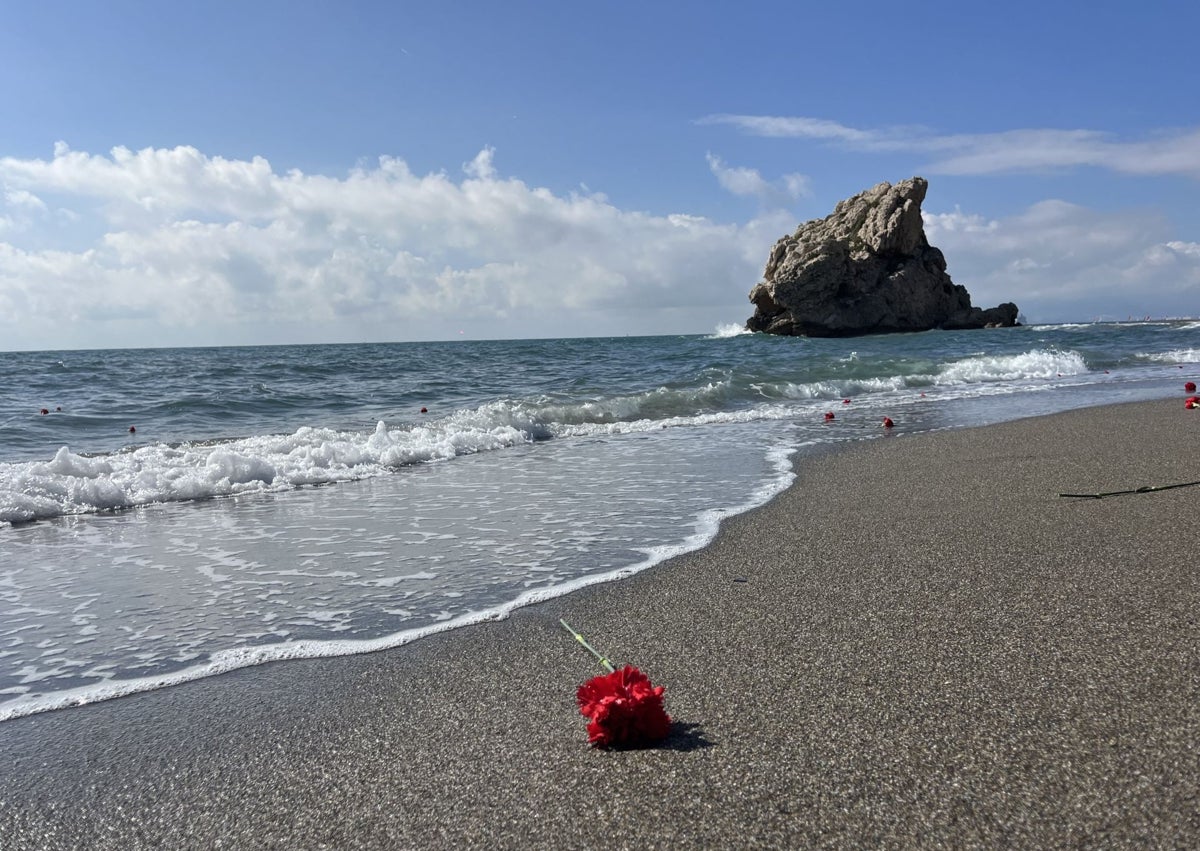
[1,0,1197,350]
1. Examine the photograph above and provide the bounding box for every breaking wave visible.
[710,322,753,338]
[1,347,1100,525]
[1140,348,1200,364]
[933,349,1089,383]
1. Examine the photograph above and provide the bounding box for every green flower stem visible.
[559,619,616,673]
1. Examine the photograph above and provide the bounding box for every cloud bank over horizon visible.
[0,142,795,349]
[1,138,1197,351]
[925,203,1200,322]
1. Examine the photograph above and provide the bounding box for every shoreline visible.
[3,399,1199,848]
[0,420,801,726]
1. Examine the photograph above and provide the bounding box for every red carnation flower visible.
[576,665,671,749]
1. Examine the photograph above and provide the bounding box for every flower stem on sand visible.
[560,619,671,749]
[559,619,616,673]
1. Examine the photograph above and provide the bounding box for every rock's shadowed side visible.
[746,177,1018,337]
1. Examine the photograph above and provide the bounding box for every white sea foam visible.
[553,405,797,439]
[1034,323,1094,331]
[710,322,752,338]
[760,350,1087,401]
[0,417,539,524]
[1,394,797,524]
[0,348,1110,525]
[0,422,802,723]
[933,349,1088,384]
[1141,348,1200,364]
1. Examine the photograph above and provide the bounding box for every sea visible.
[2,321,1198,722]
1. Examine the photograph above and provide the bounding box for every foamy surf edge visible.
[0,439,801,723]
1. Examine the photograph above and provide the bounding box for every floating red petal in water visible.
[842,398,851,405]
[129,426,136,433]
[823,412,835,421]
[1186,381,1197,393]
[420,407,428,413]
[40,408,49,415]
[882,417,895,428]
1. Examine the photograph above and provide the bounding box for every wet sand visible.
[2,399,1198,849]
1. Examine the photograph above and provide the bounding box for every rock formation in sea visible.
[746,177,1019,337]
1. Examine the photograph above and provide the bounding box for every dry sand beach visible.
[2,398,1198,849]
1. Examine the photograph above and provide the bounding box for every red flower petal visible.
[576,665,671,748]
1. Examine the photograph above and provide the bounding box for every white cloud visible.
[4,141,1195,349]
[700,115,1200,178]
[924,201,1200,321]
[0,143,788,348]
[1163,240,1200,259]
[4,188,48,211]
[0,187,51,235]
[463,147,497,180]
[781,173,813,200]
[698,115,876,144]
[1,143,282,223]
[705,152,811,205]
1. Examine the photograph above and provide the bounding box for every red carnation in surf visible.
[1186,381,1197,393]
[1186,396,1199,409]
[576,665,671,749]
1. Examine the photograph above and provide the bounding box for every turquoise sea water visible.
[1,322,1197,720]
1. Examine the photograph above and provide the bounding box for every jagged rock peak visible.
[747,177,1018,337]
